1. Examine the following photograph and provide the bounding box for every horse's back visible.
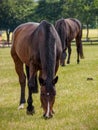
[55,18,81,35]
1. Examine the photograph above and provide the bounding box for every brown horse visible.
[11,20,62,118]
[55,18,84,66]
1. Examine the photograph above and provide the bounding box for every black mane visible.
[40,20,56,90]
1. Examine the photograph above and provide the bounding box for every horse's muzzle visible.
[43,113,53,119]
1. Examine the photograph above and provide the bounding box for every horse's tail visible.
[74,19,84,59]
[79,41,84,59]
[79,28,84,59]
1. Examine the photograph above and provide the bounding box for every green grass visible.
[0,46,98,130]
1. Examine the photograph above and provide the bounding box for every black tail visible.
[79,41,84,59]
[76,27,84,59]
[73,18,84,59]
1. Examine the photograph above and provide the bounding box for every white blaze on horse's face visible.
[45,93,50,118]
[40,89,55,118]
[45,101,50,118]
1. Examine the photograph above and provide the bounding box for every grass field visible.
[0,46,98,130]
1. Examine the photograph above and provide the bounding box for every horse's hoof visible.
[26,109,35,115]
[67,61,70,64]
[18,103,24,110]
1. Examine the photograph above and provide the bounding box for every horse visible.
[55,18,84,66]
[11,20,62,119]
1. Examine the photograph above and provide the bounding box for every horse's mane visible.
[39,20,56,90]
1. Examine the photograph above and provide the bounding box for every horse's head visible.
[39,76,58,119]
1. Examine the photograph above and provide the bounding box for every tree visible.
[59,0,97,39]
[78,0,97,39]
[0,0,35,43]
[35,0,62,24]
[0,0,14,43]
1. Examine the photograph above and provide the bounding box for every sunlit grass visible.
[0,46,98,130]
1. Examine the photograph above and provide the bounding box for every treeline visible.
[0,0,98,42]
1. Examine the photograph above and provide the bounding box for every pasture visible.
[0,45,98,130]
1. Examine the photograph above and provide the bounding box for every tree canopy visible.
[0,0,98,41]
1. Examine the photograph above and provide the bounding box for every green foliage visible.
[0,0,98,41]
[0,0,36,31]
[0,0,36,42]
[0,0,98,30]
[35,0,62,23]
[0,46,98,129]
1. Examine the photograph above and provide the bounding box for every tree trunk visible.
[6,29,10,46]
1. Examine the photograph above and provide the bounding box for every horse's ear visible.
[39,78,46,86]
[52,76,58,85]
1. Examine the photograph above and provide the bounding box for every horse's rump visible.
[11,22,39,66]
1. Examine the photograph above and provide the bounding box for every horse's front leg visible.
[27,86,35,115]
[26,64,37,115]
[27,75,36,115]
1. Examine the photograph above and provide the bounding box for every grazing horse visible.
[11,20,62,118]
[55,18,84,66]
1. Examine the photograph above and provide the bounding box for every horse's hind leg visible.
[67,45,72,64]
[11,53,26,109]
